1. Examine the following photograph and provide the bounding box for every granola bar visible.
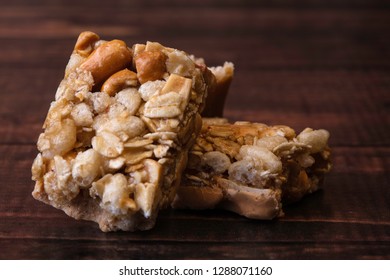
[31,31,217,231]
[197,61,234,117]
[172,119,332,219]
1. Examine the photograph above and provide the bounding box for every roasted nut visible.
[101,69,138,96]
[135,50,167,84]
[79,39,132,85]
[74,31,100,57]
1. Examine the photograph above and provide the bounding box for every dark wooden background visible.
[0,0,389,259]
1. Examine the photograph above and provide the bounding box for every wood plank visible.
[3,0,390,8]
[1,26,390,69]
[0,4,389,68]
[1,144,388,259]
[1,210,389,243]
[0,0,389,260]
[1,238,388,260]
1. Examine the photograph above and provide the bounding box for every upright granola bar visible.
[172,119,332,219]
[31,31,216,231]
[197,61,234,117]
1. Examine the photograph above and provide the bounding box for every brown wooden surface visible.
[0,0,389,259]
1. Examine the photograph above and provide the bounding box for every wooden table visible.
[1,0,389,259]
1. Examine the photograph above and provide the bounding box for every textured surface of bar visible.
[172,118,332,219]
[31,31,216,231]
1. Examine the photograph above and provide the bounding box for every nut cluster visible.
[32,31,214,231]
[183,119,331,203]
[31,31,331,231]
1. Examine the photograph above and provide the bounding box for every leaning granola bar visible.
[172,119,332,219]
[31,31,216,231]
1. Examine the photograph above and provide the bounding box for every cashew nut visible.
[134,50,167,84]
[74,31,100,57]
[101,69,138,96]
[79,39,132,85]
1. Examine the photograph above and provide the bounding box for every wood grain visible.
[0,0,389,259]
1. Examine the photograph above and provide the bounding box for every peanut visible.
[101,69,138,96]
[79,39,132,85]
[134,50,167,84]
[74,31,100,57]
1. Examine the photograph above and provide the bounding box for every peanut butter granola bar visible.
[198,61,234,117]
[31,31,218,231]
[172,118,332,219]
